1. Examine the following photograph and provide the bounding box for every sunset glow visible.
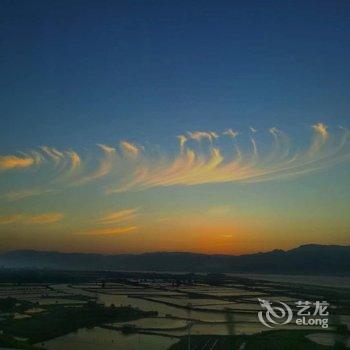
[1,1,349,255]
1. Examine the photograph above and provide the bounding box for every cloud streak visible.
[98,208,138,225]
[0,155,36,170]
[75,225,138,236]
[25,213,63,224]
[74,207,139,236]
[4,189,60,201]
[1,123,349,196]
[108,123,350,192]
[120,141,141,157]
[0,212,63,225]
[73,144,116,185]
[187,131,218,143]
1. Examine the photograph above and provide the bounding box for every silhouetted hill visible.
[0,244,349,275]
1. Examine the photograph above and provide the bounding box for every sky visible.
[0,0,350,254]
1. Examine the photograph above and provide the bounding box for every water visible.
[40,327,178,350]
[52,284,261,323]
[230,274,350,289]
[25,282,349,350]
[306,333,350,347]
[109,317,188,329]
[38,298,86,305]
[97,292,240,322]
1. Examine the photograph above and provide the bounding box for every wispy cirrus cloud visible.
[74,207,139,236]
[108,123,350,192]
[73,144,115,185]
[223,129,239,138]
[177,135,187,151]
[120,141,141,157]
[187,131,218,143]
[0,147,81,202]
[0,147,80,175]
[0,214,21,224]
[0,212,63,225]
[41,146,64,163]
[0,155,36,170]
[312,122,329,140]
[97,208,139,225]
[5,188,60,201]
[1,123,349,197]
[75,225,138,236]
[25,213,64,224]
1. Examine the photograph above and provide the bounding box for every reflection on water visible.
[46,283,349,349]
[307,333,350,348]
[41,327,178,350]
[94,292,234,322]
[230,274,350,289]
[149,322,263,336]
[38,298,86,305]
[40,322,268,350]
[50,284,300,328]
[110,317,188,329]
[177,286,262,297]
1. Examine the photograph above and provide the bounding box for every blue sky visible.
[1,0,350,150]
[0,0,349,253]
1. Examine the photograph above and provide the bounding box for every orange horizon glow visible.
[0,124,349,255]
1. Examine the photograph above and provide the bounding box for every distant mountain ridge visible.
[0,244,349,275]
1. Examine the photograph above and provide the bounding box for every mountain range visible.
[0,244,349,275]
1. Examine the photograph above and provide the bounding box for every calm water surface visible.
[40,327,178,350]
